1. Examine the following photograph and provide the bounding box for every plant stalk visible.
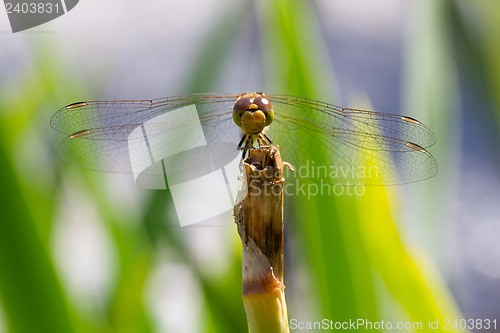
[234,145,290,333]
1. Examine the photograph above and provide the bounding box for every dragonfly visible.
[50,92,437,186]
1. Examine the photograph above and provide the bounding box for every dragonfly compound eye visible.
[233,97,252,126]
[254,96,274,126]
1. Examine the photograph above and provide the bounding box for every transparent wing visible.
[51,94,241,173]
[51,93,438,186]
[51,93,239,137]
[266,95,437,185]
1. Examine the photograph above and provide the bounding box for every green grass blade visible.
[0,133,76,333]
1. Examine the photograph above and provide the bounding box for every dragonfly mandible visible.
[51,92,437,186]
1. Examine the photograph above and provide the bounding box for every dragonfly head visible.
[233,92,274,134]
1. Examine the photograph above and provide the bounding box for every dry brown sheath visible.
[234,144,288,294]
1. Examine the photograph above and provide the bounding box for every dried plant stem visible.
[234,145,290,333]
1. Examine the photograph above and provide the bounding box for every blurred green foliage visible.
[1,0,499,332]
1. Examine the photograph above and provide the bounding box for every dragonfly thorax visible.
[233,92,274,134]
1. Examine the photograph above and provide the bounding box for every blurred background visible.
[1,0,499,332]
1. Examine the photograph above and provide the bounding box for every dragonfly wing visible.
[52,92,438,185]
[53,96,241,175]
[268,95,436,149]
[267,95,437,185]
[51,93,238,137]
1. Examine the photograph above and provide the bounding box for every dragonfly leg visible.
[237,134,247,150]
[262,132,273,145]
[257,133,272,148]
[257,135,265,147]
[238,134,253,159]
